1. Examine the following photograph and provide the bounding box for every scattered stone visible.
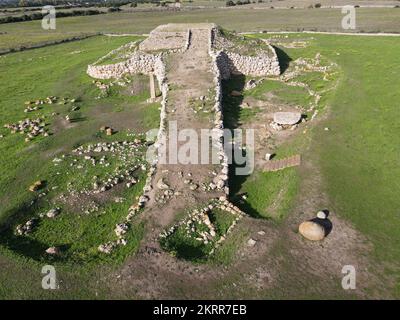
[46,208,60,218]
[189,183,199,191]
[115,223,129,237]
[257,230,265,236]
[156,178,170,190]
[247,238,257,246]
[244,79,257,90]
[265,153,273,161]
[15,218,37,236]
[98,242,115,254]
[105,128,114,136]
[45,246,60,255]
[29,180,44,192]
[298,221,325,241]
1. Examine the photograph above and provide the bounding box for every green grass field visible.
[0,34,164,298]
[262,32,400,295]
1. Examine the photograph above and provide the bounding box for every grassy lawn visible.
[254,32,400,296]
[219,33,400,297]
[0,34,162,298]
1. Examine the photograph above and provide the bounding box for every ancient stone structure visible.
[86,24,282,253]
[87,24,280,81]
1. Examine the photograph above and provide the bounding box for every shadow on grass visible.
[272,45,292,74]
[0,202,48,261]
[174,243,208,262]
[222,74,263,219]
[0,201,73,263]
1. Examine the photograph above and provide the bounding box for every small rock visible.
[230,90,242,97]
[265,153,273,161]
[189,184,198,191]
[317,211,327,219]
[45,246,60,255]
[29,180,44,192]
[46,208,60,218]
[247,238,257,246]
[156,178,170,190]
[105,128,114,136]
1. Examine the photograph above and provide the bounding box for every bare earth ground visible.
[98,30,395,299]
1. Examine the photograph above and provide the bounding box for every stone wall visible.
[87,52,162,79]
[225,51,280,76]
[210,27,281,78]
[209,28,230,195]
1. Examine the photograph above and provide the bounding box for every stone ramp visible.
[145,27,225,228]
[263,155,301,172]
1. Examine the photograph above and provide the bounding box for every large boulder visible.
[273,112,302,125]
[298,221,325,241]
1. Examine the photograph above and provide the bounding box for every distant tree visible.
[226,0,235,6]
[314,3,321,8]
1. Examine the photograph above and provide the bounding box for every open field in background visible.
[1,8,400,51]
[0,7,108,18]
